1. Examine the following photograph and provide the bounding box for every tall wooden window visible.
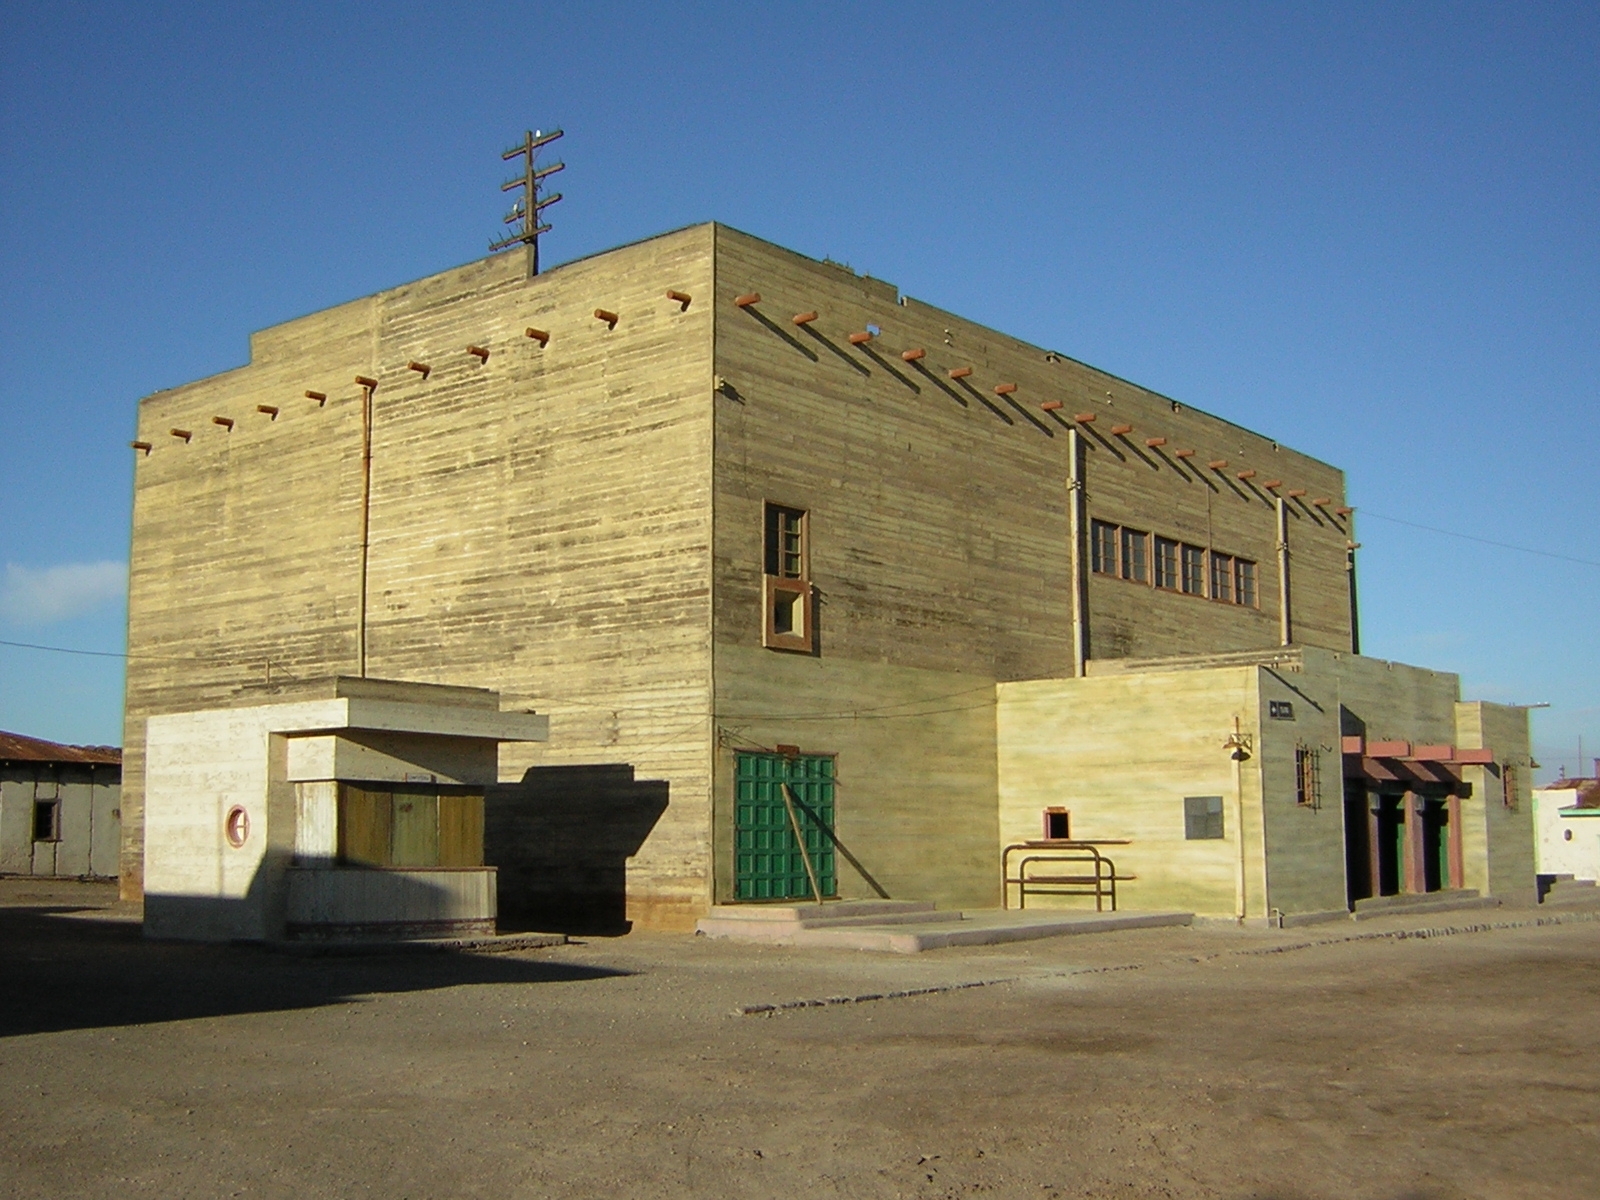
[1120,527,1148,583]
[1154,537,1179,589]
[1502,763,1520,809]
[1091,519,1117,574]
[765,504,807,579]
[1236,559,1257,607]
[1211,552,1234,602]
[764,502,814,652]
[1180,543,1206,595]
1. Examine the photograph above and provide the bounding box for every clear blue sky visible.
[2,2,1595,778]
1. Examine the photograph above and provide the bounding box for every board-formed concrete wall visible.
[125,226,717,927]
[997,668,1269,918]
[126,222,1360,925]
[708,227,1352,910]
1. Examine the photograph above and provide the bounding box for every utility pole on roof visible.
[491,128,564,278]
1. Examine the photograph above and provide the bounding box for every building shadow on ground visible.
[0,904,628,1039]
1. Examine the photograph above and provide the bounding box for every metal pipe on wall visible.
[358,381,374,678]
[1067,427,1089,677]
[1276,496,1292,647]
[1346,513,1361,654]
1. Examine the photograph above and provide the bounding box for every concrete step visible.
[1543,879,1600,907]
[700,907,1193,953]
[1351,891,1499,921]
[698,900,946,940]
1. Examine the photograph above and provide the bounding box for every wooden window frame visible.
[763,574,814,653]
[1154,536,1179,590]
[1236,558,1258,608]
[1120,527,1149,583]
[1180,543,1206,596]
[763,502,814,653]
[1211,551,1234,603]
[1091,517,1257,610]
[1090,519,1117,575]
[765,503,808,580]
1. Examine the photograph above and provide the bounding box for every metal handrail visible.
[1002,840,1130,912]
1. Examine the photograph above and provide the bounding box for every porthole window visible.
[224,805,250,848]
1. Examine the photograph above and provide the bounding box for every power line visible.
[1360,511,1600,569]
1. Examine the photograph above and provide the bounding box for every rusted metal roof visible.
[0,730,121,765]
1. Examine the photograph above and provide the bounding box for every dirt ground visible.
[1,879,1596,1199]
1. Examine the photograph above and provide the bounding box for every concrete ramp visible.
[696,901,1192,953]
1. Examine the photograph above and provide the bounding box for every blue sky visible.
[1,2,1595,778]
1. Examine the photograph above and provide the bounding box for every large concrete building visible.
[123,224,1534,936]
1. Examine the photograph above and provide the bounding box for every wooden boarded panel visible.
[390,793,439,867]
[438,793,485,867]
[338,785,391,868]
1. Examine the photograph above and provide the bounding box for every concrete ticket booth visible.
[142,677,547,943]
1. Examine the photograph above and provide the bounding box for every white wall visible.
[1533,787,1600,882]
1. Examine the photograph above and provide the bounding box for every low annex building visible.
[0,731,121,880]
[123,223,1536,935]
[1532,770,1600,890]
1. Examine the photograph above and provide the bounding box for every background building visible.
[0,731,121,879]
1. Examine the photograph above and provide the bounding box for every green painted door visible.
[735,753,836,900]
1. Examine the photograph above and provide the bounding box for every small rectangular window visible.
[1120,528,1148,583]
[1211,553,1229,600]
[1295,746,1321,808]
[1502,763,1519,810]
[1236,559,1257,607]
[1184,795,1225,840]
[33,800,61,843]
[765,504,808,579]
[1091,519,1117,575]
[1043,808,1071,840]
[1181,544,1206,595]
[1154,537,1179,589]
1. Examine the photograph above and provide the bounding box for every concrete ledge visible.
[1280,908,1353,928]
[274,930,566,956]
[1351,893,1500,921]
[704,908,1193,953]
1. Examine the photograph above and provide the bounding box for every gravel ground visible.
[1,878,1596,1199]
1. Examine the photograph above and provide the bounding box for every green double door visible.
[734,753,836,900]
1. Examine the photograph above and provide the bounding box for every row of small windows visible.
[1091,519,1257,607]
